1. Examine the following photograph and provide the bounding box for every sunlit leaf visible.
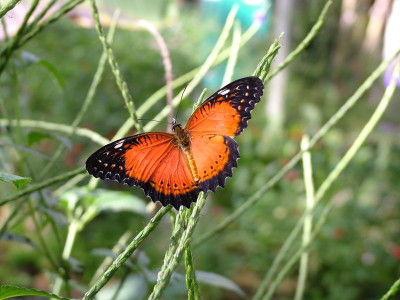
[0,285,68,300]
[0,172,31,189]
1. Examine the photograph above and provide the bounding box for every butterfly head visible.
[171,118,181,131]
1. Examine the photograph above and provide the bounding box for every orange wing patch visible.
[189,133,239,192]
[186,101,242,137]
[86,132,201,209]
[148,147,199,207]
[186,76,263,136]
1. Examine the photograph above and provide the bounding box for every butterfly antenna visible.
[174,84,188,124]
[138,118,169,126]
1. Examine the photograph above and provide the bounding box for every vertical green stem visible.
[90,0,143,132]
[294,135,315,300]
[185,246,200,300]
[380,278,400,300]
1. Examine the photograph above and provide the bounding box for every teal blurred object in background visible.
[201,0,272,88]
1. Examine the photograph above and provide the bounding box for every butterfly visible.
[86,76,264,209]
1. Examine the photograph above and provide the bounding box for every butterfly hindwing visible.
[185,76,264,136]
[190,134,239,192]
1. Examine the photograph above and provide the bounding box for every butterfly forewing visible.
[185,76,264,136]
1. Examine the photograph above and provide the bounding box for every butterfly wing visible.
[85,133,199,208]
[185,76,264,137]
[190,134,239,193]
[184,76,263,194]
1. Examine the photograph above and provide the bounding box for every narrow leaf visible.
[0,285,68,300]
[196,271,246,297]
[0,172,31,189]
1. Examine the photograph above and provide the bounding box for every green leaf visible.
[0,285,68,300]
[196,271,246,297]
[38,60,66,89]
[27,131,52,146]
[0,172,31,189]
[0,232,36,248]
[93,190,147,215]
[59,187,148,217]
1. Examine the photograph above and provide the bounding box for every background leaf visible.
[0,172,31,189]
[0,285,67,300]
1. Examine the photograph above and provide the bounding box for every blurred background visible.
[0,0,399,299]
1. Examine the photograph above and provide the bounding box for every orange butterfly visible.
[86,76,264,209]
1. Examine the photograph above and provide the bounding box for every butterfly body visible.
[86,76,264,209]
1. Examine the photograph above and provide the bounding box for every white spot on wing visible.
[114,142,124,149]
[218,88,230,95]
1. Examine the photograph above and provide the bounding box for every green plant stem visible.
[52,220,80,295]
[39,12,118,178]
[185,246,200,300]
[294,135,315,300]
[90,231,133,285]
[28,0,57,29]
[253,38,281,81]
[261,62,400,300]
[195,48,400,246]
[113,20,261,139]
[222,22,241,86]
[90,0,143,132]
[110,268,130,300]
[135,19,175,127]
[19,0,85,46]
[0,0,39,76]
[265,0,332,81]
[0,119,110,145]
[149,194,207,300]
[0,0,21,18]
[143,5,238,132]
[381,278,400,300]
[26,200,61,274]
[82,206,171,300]
[0,167,86,206]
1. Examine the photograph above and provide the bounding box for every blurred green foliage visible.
[0,1,399,299]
